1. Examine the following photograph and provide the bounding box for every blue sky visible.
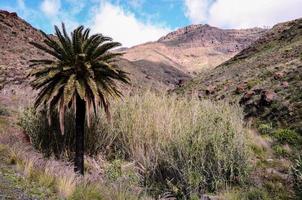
[1,0,302,47]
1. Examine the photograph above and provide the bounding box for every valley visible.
[0,8,301,200]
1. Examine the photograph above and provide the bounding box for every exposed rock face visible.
[124,24,266,72]
[159,24,263,50]
[0,10,47,106]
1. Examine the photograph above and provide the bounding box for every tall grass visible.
[96,91,249,198]
[292,156,302,198]
[19,91,249,198]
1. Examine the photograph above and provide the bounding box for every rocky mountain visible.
[177,18,302,132]
[0,10,266,106]
[123,24,266,73]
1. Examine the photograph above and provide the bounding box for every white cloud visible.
[210,0,302,28]
[41,0,61,17]
[184,0,302,28]
[90,1,172,47]
[184,0,209,24]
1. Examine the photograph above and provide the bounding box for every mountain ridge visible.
[123,23,266,73]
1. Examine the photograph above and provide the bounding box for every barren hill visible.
[177,18,302,132]
[123,24,266,73]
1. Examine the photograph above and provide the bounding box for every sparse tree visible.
[28,24,130,175]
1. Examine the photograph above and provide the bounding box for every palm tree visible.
[28,24,130,175]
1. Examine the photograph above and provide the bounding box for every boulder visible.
[281,81,289,88]
[240,90,256,105]
[243,90,255,100]
[260,90,277,105]
[274,71,285,80]
[235,83,246,94]
[205,85,216,95]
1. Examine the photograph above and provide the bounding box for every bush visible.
[292,156,302,198]
[272,145,289,157]
[96,91,249,198]
[0,105,9,116]
[247,79,260,89]
[241,188,270,200]
[70,184,103,200]
[273,129,301,145]
[18,108,103,159]
[258,123,273,135]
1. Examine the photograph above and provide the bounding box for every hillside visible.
[123,24,266,73]
[0,10,268,107]
[177,18,302,132]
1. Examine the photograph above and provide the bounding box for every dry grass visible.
[95,91,249,197]
[3,143,79,198]
[1,142,144,199]
[14,90,250,198]
[56,171,77,198]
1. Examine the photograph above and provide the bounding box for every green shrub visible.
[264,180,290,199]
[18,108,103,159]
[272,145,289,157]
[250,144,266,158]
[70,184,103,200]
[0,105,9,116]
[241,188,270,200]
[247,79,260,89]
[105,159,123,181]
[273,129,301,145]
[258,123,273,135]
[292,156,302,198]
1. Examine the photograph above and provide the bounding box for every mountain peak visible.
[157,23,266,48]
[158,24,214,42]
[0,10,18,18]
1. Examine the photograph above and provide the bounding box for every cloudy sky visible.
[1,0,301,47]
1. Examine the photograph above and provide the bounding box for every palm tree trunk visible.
[75,94,86,175]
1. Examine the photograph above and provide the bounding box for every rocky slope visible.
[123,24,266,73]
[0,11,46,89]
[177,18,302,132]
